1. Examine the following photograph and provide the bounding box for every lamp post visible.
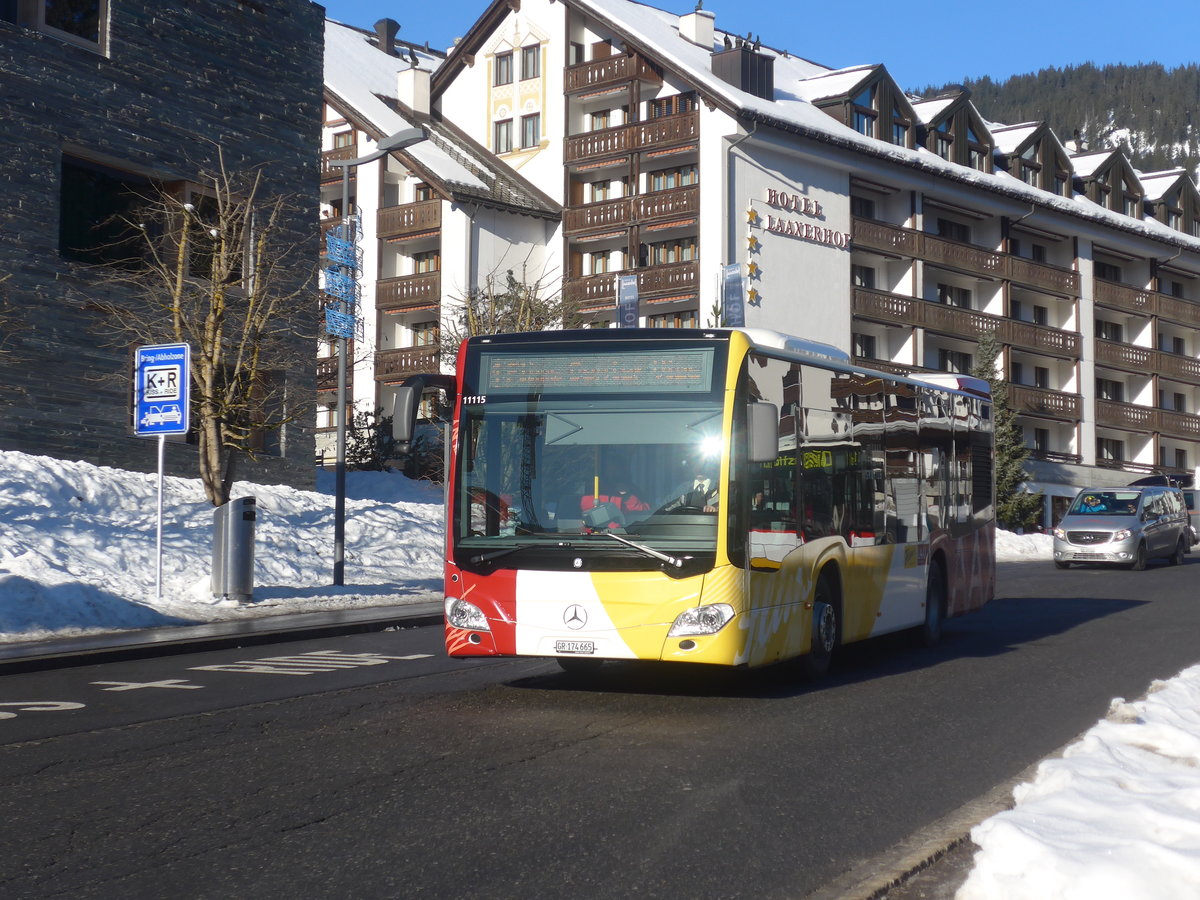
[327,126,427,585]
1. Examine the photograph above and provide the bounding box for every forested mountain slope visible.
[918,63,1200,177]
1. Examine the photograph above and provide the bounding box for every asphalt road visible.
[2,558,1199,899]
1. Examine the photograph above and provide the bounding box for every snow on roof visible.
[990,122,1041,154]
[1070,148,1119,179]
[324,20,487,192]
[790,65,879,103]
[1139,169,1189,201]
[910,95,958,124]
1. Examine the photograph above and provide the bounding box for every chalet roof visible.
[1137,169,1189,202]
[1070,148,1122,179]
[990,122,1042,155]
[910,96,958,123]
[324,19,558,219]
[790,65,880,104]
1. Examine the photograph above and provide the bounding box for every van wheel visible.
[1170,538,1187,566]
[1130,542,1147,571]
[800,573,839,680]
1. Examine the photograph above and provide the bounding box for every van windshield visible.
[1069,491,1141,516]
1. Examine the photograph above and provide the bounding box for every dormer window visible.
[851,86,877,138]
[935,121,952,160]
[890,103,911,148]
[494,51,513,86]
[967,127,988,172]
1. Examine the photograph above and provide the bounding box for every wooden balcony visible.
[1095,340,1200,385]
[1159,409,1200,440]
[852,218,1081,297]
[1094,278,1154,315]
[1009,256,1080,297]
[635,185,699,223]
[375,346,440,383]
[315,356,345,392]
[562,259,699,306]
[564,110,698,165]
[1009,384,1081,421]
[921,233,1005,277]
[564,52,661,94]
[852,288,1080,358]
[375,272,441,312]
[851,218,921,257]
[320,146,357,182]
[563,197,633,235]
[377,199,441,240]
[1156,293,1200,327]
[1096,399,1155,432]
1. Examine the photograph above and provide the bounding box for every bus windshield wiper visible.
[603,532,684,568]
[469,541,574,566]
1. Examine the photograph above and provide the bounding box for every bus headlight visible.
[668,603,734,636]
[445,597,490,631]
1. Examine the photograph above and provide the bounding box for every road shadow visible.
[506,560,1149,700]
[0,575,197,638]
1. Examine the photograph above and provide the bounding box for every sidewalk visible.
[0,599,444,673]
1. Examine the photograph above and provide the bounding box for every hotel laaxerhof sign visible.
[760,188,851,250]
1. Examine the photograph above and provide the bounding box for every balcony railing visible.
[375,271,441,311]
[375,346,439,383]
[564,110,698,164]
[564,52,661,93]
[1095,340,1200,385]
[852,288,1080,358]
[562,259,699,307]
[320,146,358,181]
[1156,293,1200,327]
[1094,278,1154,315]
[377,199,441,240]
[563,186,700,236]
[851,218,1082,297]
[1008,385,1082,421]
[1092,400,1200,439]
[316,356,344,392]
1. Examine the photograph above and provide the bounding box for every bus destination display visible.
[479,348,715,394]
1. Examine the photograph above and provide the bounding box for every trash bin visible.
[212,496,256,602]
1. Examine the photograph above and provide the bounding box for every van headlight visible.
[445,597,490,631]
[669,603,734,636]
[1053,527,1066,539]
[1112,529,1131,542]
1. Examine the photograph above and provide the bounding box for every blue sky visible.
[319,0,1197,90]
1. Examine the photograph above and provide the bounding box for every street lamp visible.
[327,126,427,585]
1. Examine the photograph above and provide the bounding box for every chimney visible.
[375,18,399,56]
[711,42,774,100]
[398,62,431,116]
[679,3,715,48]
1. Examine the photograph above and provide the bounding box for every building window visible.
[1033,305,1048,325]
[413,250,440,273]
[589,181,609,203]
[1034,366,1050,388]
[494,51,513,86]
[58,156,149,267]
[935,134,952,160]
[521,113,541,149]
[892,120,909,147]
[589,110,610,131]
[936,217,970,243]
[1034,428,1050,453]
[851,265,876,289]
[1176,448,1188,469]
[938,349,973,374]
[332,131,355,149]
[1011,361,1024,384]
[850,85,877,138]
[852,333,877,359]
[18,0,108,50]
[850,196,876,219]
[1096,378,1124,402]
[648,164,697,192]
[414,183,434,202]
[648,310,698,328]
[493,119,513,153]
[521,45,540,79]
[647,92,696,119]
[569,42,585,65]
[1097,437,1124,461]
[646,237,697,265]
[1095,261,1122,282]
[936,283,972,308]
[412,321,438,346]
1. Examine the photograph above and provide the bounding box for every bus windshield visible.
[453,339,727,567]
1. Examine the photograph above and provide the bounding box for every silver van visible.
[1053,486,1191,570]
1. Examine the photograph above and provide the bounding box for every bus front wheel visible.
[801,574,839,680]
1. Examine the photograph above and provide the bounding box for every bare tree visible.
[439,262,581,359]
[88,150,317,506]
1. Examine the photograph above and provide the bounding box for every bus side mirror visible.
[747,402,779,463]
[394,386,418,444]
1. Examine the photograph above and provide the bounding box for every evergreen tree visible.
[971,332,1044,530]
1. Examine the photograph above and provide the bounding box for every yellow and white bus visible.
[397,327,995,676]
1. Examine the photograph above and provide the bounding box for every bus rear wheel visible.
[800,574,839,680]
[916,559,946,647]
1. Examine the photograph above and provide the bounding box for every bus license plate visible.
[555,640,595,655]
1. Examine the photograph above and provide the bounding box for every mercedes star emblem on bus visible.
[564,605,587,629]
